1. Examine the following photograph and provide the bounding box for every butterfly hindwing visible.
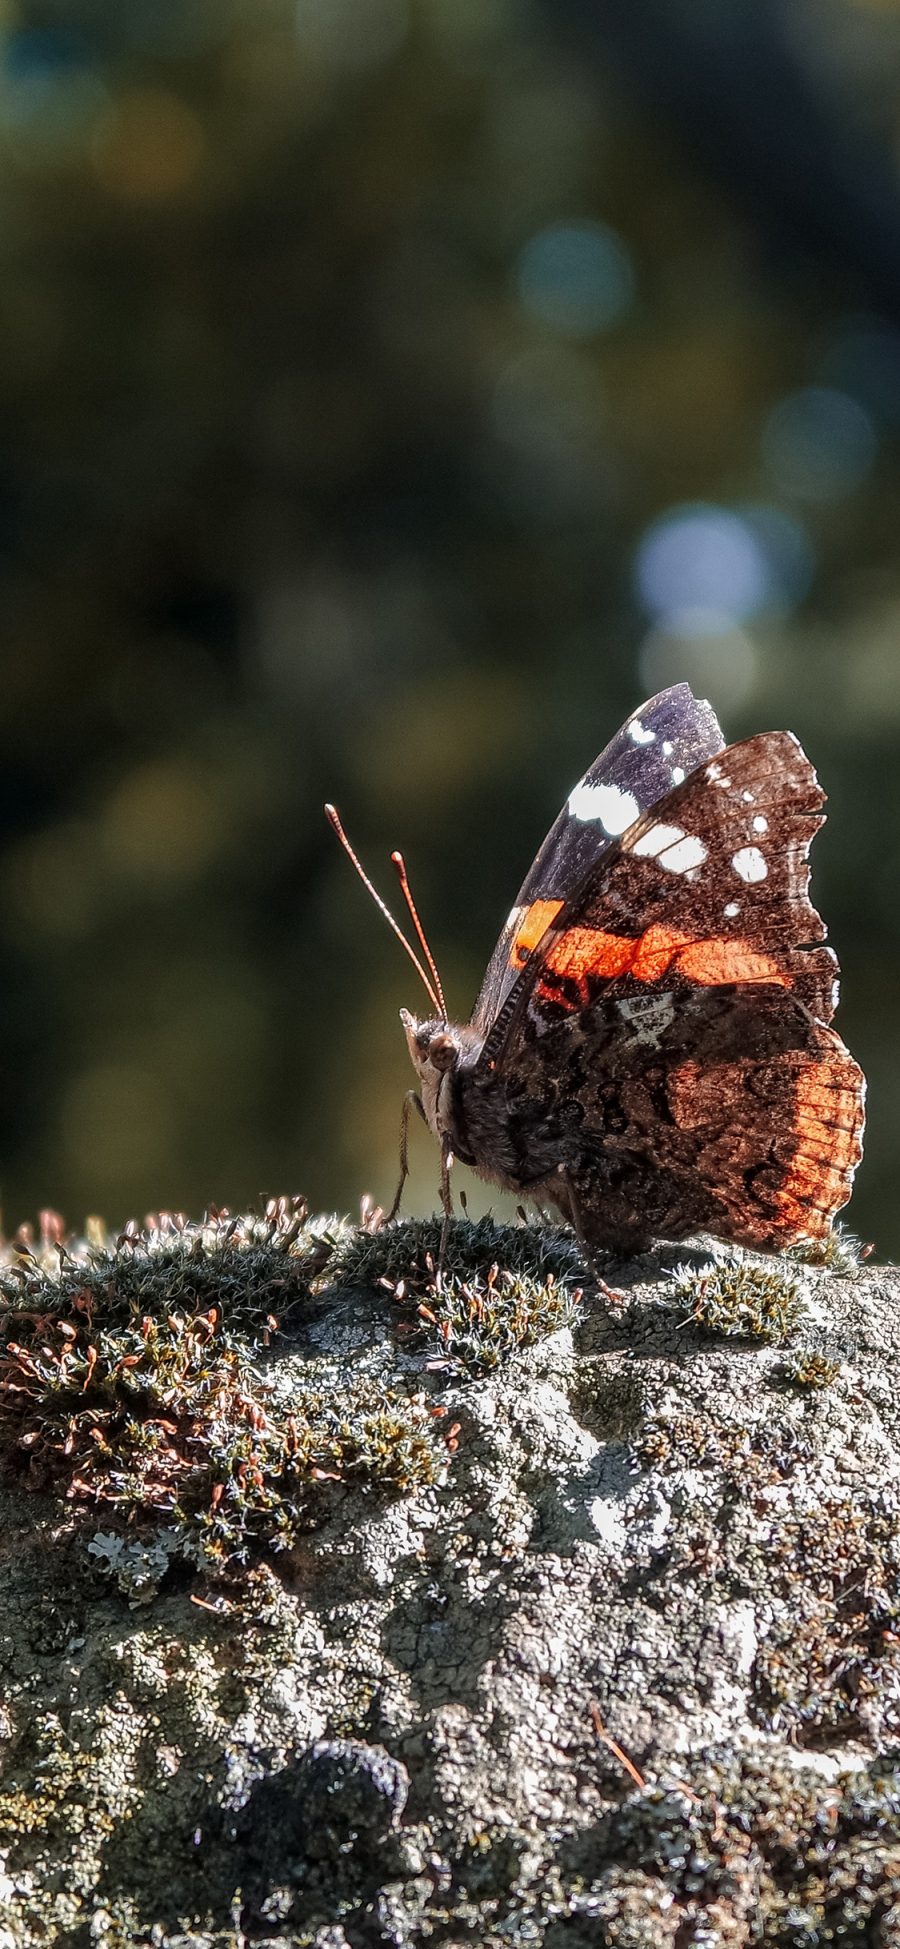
[491,982,863,1250]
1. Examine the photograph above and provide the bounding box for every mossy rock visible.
[0,1202,898,1946]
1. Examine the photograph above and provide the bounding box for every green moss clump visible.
[788,1221,868,1274]
[671,1257,804,1342]
[332,1213,587,1297]
[338,1216,586,1376]
[0,1200,447,1595]
[779,1348,841,1390]
[0,1196,345,1337]
[412,1267,583,1375]
[0,1204,589,1596]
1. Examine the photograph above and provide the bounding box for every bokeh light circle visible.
[737,503,816,611]
[761,386,876,502]
[634,504,771,626]
[516,220,635,338]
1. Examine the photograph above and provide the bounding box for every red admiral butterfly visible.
[327,683,865,1255]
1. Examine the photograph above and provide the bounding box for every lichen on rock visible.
[0,1198,898,1946]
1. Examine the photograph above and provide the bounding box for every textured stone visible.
[0,1219,898,1946]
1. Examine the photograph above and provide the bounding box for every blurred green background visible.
[0,0,896,1249]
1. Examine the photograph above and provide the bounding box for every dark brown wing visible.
[484,731,864,1251]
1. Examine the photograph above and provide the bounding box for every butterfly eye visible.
[428,1033,457,1072]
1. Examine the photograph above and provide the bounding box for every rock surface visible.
[0,1207,898,1947]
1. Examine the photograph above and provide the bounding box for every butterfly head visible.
[400,1006,456,1110]
[399,1007,484,1137]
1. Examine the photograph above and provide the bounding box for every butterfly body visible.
[396,685,865,1257]
[402,1009,567,1195]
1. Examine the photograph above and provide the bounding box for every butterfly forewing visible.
[471,683,724,1035]
[492,731,838,1046]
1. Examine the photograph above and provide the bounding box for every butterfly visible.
[327,683,865,1256]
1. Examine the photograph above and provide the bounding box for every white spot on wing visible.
[632,822,685,857]
[732,846,767,883]
[662,740,673,756]
[752,814,768,833]
[671,766,685,784]
[629,717,656,745]
[568,780,639,833]
[724,900,740,918]
[633,824,707,873]
[662,834,708,873]
[506,905,523,933]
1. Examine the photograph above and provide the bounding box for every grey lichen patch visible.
[548,1751,900,1947]
[750,1493,900,1742]
[670,1255,805,1341]
[633,1378,900,1749]
[87,1526,183,1604]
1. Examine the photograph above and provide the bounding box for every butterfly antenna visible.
[390,850,447,1018]
[325,804,444,1016]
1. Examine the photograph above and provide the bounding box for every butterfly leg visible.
[387,1090,426,1223]
[556,1165,627,1308]
[437,1136,455,1271]
[555,1166,592,1256]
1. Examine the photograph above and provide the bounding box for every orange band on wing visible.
[509,899,565,968]
[546,927,643,982]
[633,925,692,981]
[773,1056,864,1235]
[675,939,790,987]
[537,922,793,1006]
